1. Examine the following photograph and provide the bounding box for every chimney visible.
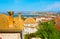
[8,11,14,16]
[18,12,21,19]
[8,11,14,28]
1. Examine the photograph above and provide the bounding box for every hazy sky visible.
[0,0,60,12]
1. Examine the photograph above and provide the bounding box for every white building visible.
[36,17,53,23]
[23,18,37,34]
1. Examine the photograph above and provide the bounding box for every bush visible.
[24,34,30,39]
[35,20,59,39]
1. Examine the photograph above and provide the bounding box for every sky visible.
[0,0,60,12]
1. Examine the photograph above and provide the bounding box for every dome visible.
[0,14,24,32]
[24,18,36,24]
[14,17,24,30]
[0,14,9,29]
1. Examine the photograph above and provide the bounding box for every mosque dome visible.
[0,13,24,32]
[0,14,9,29]
[24,18,36,24]
[14,17,24,30]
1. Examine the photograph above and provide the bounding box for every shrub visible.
[35,20,59,39]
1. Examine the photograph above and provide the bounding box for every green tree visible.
[35,20,58,39]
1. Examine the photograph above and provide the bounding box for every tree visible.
[35,20,58,39]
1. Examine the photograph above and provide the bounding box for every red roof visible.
[54,16,60,30]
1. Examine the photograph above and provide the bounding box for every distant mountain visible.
[0,11,60,15]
